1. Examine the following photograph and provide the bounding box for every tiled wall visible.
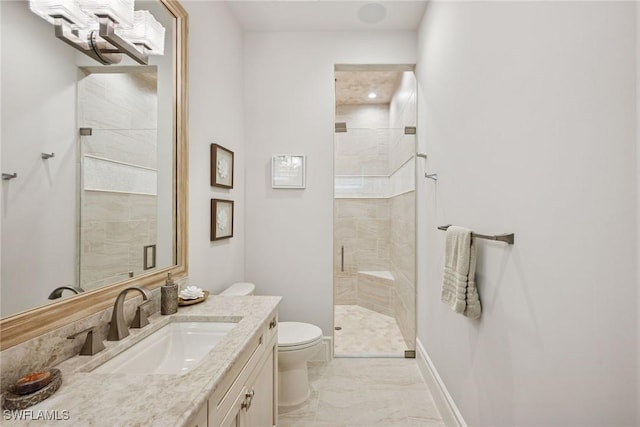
[335,104,389,176]
[78,72,159,291]
[334,104,393,316]
[334,198,391,306]
[389,72,417,348]
[390,192,416,347]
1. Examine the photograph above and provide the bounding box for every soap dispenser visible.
[161,272,178,315]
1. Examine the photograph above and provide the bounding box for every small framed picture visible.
[272,154,306,189]
[211,143,234,189]
[211,199,234,240]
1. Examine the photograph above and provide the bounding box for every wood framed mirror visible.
[0,0,188,351]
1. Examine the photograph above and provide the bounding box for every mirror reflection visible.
[1,0,177,317]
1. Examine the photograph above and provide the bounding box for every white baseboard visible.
[310,336,333,362]
[415,338,467,427]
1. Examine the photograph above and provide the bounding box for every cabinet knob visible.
[269,319,277,329]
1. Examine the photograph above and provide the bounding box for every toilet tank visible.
[219,282,255,296]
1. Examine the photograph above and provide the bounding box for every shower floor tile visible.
[334,305,407,355]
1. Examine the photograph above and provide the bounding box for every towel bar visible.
[438,224,514,245]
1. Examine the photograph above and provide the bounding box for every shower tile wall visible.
[389,72,417,348]
[335,104,389,176]
[335,104,394,315]
[334,198,391,307]
[390,192,416,347]
[78,72,158,290]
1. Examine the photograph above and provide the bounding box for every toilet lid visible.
[278,322,323,348]
[219,282,255,296]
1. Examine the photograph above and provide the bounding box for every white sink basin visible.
[92,321,237,375]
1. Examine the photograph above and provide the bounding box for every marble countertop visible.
[2,295,281,427]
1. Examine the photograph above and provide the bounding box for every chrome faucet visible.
[48,286,84,300]
[107,286,152,341]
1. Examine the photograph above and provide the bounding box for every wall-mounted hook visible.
[41,152,55,160]
[425,173,438,181]
[2,173,17,181]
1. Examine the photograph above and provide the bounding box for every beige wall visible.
[389,72,416,348]
[334,103,394,317]
[334,198,391,305]
[390,192,415,347]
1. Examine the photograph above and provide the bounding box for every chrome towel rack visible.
[438,224,514,245]
[415,152,438,181]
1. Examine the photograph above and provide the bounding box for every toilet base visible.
[278,362,311,407]
[277,323,323,408]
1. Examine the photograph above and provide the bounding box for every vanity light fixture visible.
[29,0,165,65]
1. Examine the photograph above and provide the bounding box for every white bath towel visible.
[440,226,481,319]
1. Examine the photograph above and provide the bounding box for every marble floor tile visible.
[278,358,446,427]
[334,305,406,355]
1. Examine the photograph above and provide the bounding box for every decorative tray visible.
[178,290,209,306]
[3,368,62,410]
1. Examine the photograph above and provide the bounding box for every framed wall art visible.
[272,154,306,189]
[211,199,234,241]
[211,143,234,188]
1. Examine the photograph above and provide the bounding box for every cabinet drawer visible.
[209,333,264,426]
[217,385,246,427]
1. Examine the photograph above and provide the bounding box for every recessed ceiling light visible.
[357,3,387,25]
[368,92,377,99]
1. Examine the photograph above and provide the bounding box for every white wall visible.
[184,1,246,292]
[416,2,637,426]
[244,31,417,335]
[0,1,77,316]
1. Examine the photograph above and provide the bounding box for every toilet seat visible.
[278,322,323,351]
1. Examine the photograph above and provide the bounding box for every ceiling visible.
[226,2,421,105]
[226,1,428,32]
[335,70,402,105]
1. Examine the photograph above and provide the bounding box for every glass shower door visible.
[333,125,416,357]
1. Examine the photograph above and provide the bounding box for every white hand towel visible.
[440,226,481,319]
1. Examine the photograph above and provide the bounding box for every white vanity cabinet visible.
[191,404,208,427]
[208,314,278,427]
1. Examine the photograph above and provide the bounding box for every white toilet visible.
[219,282,323,407]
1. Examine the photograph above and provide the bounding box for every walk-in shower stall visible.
[333,67,416,357]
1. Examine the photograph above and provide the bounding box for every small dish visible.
[3,368,62,410]
[178,290,209,306]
